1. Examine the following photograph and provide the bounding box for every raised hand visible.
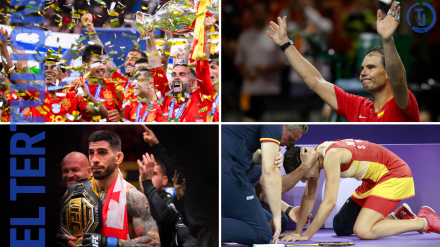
[142,125,159,147]
[173,170,186,200]
[137,152,156,181]
[0,27,9,46]
[377,1,401,41]
[204,16,217,30]
[267,16,289,46]
[81,13,94,28]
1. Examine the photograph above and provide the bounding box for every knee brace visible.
[333,197,362,236]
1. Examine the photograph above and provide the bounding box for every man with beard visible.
[114,49,148,102]
[146,16,216,122]
[122,60,160,122]
[0,28,107,122]
[71,44,123,122]
[63,130,160,247]
[61,152,92,187]
[267,2,419,122]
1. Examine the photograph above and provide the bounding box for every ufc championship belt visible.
[59,177,103,239]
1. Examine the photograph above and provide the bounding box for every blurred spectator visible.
[273,0,333,98]
[234,1,287,121]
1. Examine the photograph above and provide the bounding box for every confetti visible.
[122,33,136,39]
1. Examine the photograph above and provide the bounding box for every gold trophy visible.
[135,0,219,36]
[59,178,102,245]
[136,0,196,36]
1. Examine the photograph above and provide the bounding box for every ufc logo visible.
[93,235,99,247]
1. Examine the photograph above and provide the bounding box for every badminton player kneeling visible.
[279,139,440,242]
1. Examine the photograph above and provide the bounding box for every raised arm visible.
[377,1,408,109]
[161,31,172,70]
[261,141,282,243]
[267,17,338,109]
[0,28,26,84]
[81,13,116,71]
[138,152,180,225]
[142,125,177,178]
[145,29,162,68]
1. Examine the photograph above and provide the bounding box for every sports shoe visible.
[418,206,437,217]
[395,203,417,220]
[418,212,440,234]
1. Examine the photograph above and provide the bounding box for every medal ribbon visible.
[84,81,102,99]
[135,101,155,122]
[211,92,219,117]
[168,98,187,120]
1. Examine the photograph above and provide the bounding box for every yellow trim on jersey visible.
[378,110,385,118]
[364,162,389,182]
[260,138,280,145]
[352,177,415,200]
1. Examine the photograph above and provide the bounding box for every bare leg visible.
[353,207,425,240]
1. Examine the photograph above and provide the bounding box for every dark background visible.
[3,124,219,246]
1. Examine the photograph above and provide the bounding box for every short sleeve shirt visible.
[222,125,283,172]
[334,85,420,122]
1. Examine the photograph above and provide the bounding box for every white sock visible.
[422,217,428,232]
[390,212,400,220]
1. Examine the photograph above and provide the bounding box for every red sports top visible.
[334,85,420,122]
[320,139,414,200]
[112,71,135,102]
[152,59,213,122]
[70,76,123,122]
[23,90,88,122]
[123,97,160,122]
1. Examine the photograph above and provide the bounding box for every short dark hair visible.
[82,44,107,64]
[45,56,66,73]
[129,49,147,59]
[155,158,167,177]
[134,57,149,65]
[88,130,121,152]
[209,53,219,66]
[365,46,385,69]
[283,143,302,174]
[173,63,196,78]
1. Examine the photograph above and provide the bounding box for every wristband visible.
[280,40,294,52]
[285,205,294,216]
[107,237,118,247]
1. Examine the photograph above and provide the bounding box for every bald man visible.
[61,152,92,187]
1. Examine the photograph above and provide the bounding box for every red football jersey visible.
[152,59,213,122]
[71,76,123,122]
[112,71,135,102]
[123,97,160,122]
[151,67,184,122]
[334,85,420,122]
[24,90,88,122]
